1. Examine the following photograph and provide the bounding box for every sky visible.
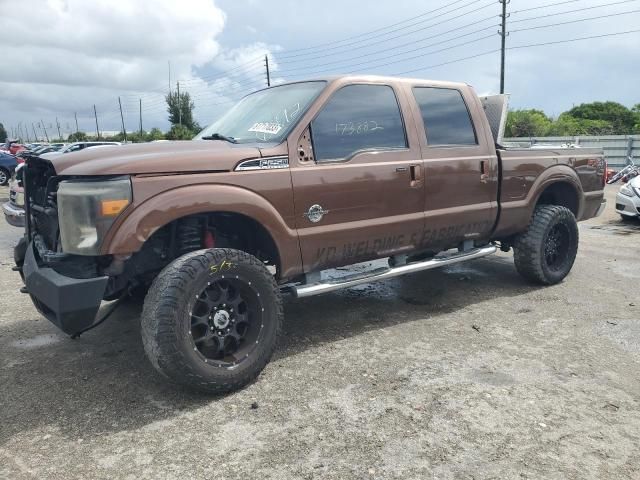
[0,0,639,138]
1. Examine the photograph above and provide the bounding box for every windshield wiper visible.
[201,133,238,143]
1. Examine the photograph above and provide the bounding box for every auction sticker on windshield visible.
[248,122,282,135]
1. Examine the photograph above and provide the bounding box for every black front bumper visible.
[18,239,109,335]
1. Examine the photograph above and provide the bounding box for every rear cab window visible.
[412,87,477,147]
[311,84,407,162]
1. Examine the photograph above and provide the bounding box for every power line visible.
[510,0,582,15]
[509,28,640,50]
[277,20,499,74]
[282,32,497,79]
[510,8,640,33]
[277,0,493,60]
[394,28,640,76]
[510,0,639,24]
[274,0,477,57]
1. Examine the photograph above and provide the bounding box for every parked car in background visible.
[26,143,46,150]
[0,151,19,186]
[8,143,27,156]
[30,145,63,156]
[2,163,24,226]
[615,175,640,221]
[40,141,121,159]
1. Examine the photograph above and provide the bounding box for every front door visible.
[289,83,426,273]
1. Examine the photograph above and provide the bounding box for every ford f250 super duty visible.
[15,76,607,393]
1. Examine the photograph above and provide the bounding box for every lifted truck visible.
[16,76,606,393]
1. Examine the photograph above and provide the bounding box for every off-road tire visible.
[513,205,579,285]
[141,248,283,394]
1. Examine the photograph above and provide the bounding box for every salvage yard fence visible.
[503,135,639,168]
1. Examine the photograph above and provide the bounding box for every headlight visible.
[57,178,132,255]
[620,183,634,197]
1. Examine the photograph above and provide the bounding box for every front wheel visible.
[141,248,283,393]
[513,205,579,285]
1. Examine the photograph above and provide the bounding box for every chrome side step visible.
[292,245,497,298]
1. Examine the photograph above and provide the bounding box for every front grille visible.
[23,156,60,251]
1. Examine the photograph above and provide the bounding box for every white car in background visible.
[615,176,640,221]
[40,141,121,159]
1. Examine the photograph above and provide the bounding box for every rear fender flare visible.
[527,165,584,218]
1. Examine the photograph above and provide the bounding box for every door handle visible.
[480,160,489,183]
[410,164,422,187]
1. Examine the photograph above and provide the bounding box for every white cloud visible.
[0,0,279,134]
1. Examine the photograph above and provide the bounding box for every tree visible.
[166,87,198,132]
[548,113,614,136]
[166,124,194,140]
[505,109,552,137]
[146,128,165,141]
[632,104,640,133]
[0,123,6,143]
[67,131,88,142]
[567,102,635,134]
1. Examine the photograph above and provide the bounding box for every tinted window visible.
[413,87,477,146]
[311,84,407,161]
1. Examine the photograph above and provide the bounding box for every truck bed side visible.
[493,147,606,238]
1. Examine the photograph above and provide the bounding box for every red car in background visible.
[1,141,27,156]
[9,144,27,155]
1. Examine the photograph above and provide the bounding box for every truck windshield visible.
[196,81,326,144]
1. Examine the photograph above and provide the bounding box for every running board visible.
[292,245,497,298]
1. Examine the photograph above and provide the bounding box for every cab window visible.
[412,87,477,146]
[311,84,407,162]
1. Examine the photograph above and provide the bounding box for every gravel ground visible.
[1,185,639,480]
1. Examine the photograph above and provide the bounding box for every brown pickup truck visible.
[16,75,606,393]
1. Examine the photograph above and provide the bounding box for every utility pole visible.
[499,0,509,94]
[265,54,271,87]
[55,117,62,140]
[177,81,182,126]
[118,97,127,143]
[40,119,50,142]
[74,112,79,134]
[139,98,143,137]
[32,123,38,141]
[168,60,172,93]
[93,105,100,139]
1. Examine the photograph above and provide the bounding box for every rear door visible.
[289,83,426,272]
[408,85,498,249]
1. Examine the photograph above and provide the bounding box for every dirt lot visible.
[1,185,639,480]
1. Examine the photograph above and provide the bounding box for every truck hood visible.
[47,140,263,176]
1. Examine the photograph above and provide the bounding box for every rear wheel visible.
[513,205,579,285]
[141,248,283,393]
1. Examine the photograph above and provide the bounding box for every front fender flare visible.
[101,184,303,279]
